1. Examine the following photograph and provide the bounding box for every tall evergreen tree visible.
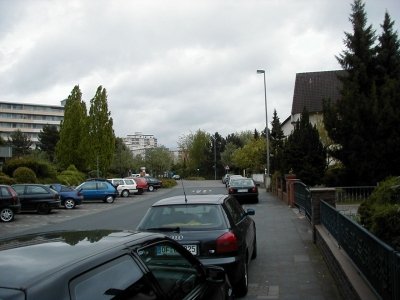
[374,12,400,181]
[8,129,32,157]
[283,109,326,186]
[56,86,89,171]
[87,86,115,177]
[37,124,59,162]
[324,0,379,185]
[269,109,285,174]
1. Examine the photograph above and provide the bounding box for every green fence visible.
[321,200,400,300]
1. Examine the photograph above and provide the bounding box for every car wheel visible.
[37,203,51,214]
[235,258,248,297]
[105,196,115,203]
[121,190,129,197]
[148,185,154,192]
[251,235,257,260]
[64,199,76,209]
[0,208,14,222]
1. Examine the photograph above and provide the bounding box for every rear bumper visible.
[230,193,258,203]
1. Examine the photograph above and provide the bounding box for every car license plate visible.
[183,244,198,256]
[156,245,198,256]
[238,189,248,192]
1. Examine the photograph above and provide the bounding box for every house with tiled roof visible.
[281,70,346,136]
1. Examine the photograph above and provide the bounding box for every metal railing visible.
[335,186,376,204]
[293,181,312,221]
[321,200,400,300]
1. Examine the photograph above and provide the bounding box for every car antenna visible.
[180,178,188,203]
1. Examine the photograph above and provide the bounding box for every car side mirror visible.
[246,208,255,216]
[205,265,226,284]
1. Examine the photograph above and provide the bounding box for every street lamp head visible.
[257,69,265,74]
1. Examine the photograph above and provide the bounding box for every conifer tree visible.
[283,109,326,186]
[56,86,89,170]
[270,109,285,174]
[324,0,379,185]
[37,124,59,162]
[374,12,400,181]
[87,86,115,177]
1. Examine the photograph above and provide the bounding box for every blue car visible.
[75,179,118,203]
[48,184,83,209]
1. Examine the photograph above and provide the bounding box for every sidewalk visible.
[244,191,342,299]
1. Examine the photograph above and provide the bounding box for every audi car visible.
[137,194,257,297]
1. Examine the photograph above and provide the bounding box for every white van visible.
[108,178,138,197]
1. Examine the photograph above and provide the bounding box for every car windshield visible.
[230,179,255,187]
[138,204,226,231]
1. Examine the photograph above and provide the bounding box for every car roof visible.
[0,230,166,289]
[152,194,228,207]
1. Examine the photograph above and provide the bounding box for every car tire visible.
[235,258,248,297]
[105,196,115,203]
[121,190,129,197]
[0,207,14,222]
[64,199,76,209]
[37,203,51,214]
[148,185,154,192]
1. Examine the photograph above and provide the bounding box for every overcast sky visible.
[0,0,399,149]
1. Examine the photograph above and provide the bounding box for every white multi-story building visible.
[0,101,64,147]
[123,132,158,157]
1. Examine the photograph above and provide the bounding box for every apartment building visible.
[123,132,158,157]
[0,101,64,147]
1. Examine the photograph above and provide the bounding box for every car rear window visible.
[139,204,226,230]
[231,179,255,187]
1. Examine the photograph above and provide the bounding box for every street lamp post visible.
[257,69,270,186]
[211,136,217,180]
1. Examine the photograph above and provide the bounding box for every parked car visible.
[227,177,259,204]
[11,184,61,214]
[0,185,21,222]
[47,184,83,209]
[108,178,138,197]
[137,194,257,297]
[131,177,148,194]
[172,174,181,180]
[75,179,118,203]
[226,174,243,187]
[144,176,162,191]
[0,230,233,300]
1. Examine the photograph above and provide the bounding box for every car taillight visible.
[228,188,234,194]
[9,188,19,204]
[216,232,238,254]
[251,187,257,192]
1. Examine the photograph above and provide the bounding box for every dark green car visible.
[0,230,234,300]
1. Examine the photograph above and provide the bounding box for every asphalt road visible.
[0,180,341,299]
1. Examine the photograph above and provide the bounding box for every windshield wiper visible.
[145,227,180,233]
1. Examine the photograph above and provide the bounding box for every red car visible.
[131,177,148,194]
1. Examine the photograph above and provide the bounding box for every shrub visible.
[161,178,177,188]
[358,176,400,251]
[0,175,16,185]
[57,165,86,186]
[370,204,400,251]
[13,167,37,183]
[3,156,57,180]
